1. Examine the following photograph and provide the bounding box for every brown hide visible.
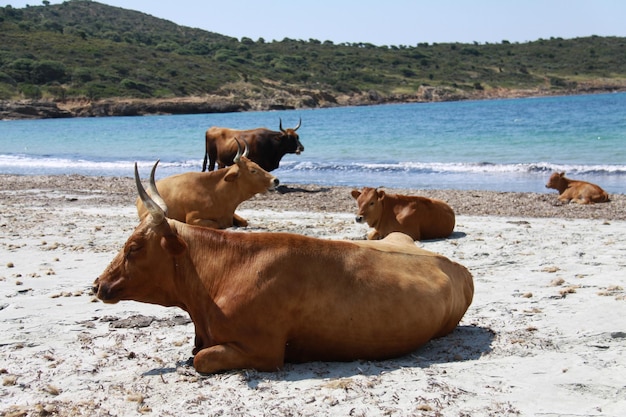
[351,187,456,241]
[136,158,278,228]
[94,172,473,374]
[202,119,303,172]
[545,172,609,204]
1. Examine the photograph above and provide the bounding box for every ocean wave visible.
[0,154,200,176]
[2,154,625,194]
[2,154,625,178]
[279,160,626,176]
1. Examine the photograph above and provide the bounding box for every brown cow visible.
[545,172,609,204]
[137,139,278,228]
[351,187,455,241]
[93,168,474,374]
[202,118,303,172]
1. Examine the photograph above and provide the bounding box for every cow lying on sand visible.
[545,172,609,204]
[94,167,474,374]
[351,187,456,241]
[202,118,304,172]
[137,139,278,228]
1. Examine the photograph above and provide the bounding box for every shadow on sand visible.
[142,324,495,383]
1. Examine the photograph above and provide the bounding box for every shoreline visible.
[1,173,626,415]
[2,88,625,120]
[2,173,625,221]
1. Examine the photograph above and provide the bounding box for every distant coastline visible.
[2,83,625,120]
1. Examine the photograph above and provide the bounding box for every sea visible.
[1,92,625,194]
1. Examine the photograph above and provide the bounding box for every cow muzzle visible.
[268,177,279,191]
[355,215,364,224]
[92,277,120,304]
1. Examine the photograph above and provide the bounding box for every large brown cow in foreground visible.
[545,172,609,204]
[202,118,304,172]
[137,139,278,228]
[351,187,456,241]
[93,168,474,374]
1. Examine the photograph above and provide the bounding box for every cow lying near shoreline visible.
[137,139,278,228]
[94,167,474,374]
[351,187,456,241]
[545,172,609,204]
[202,118,304,172]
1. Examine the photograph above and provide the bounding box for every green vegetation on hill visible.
[1,0,625,104]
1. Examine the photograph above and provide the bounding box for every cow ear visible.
[224,165,240,182]
[377,190,386,199]
[350,189,361,199]
[559,172,565,177]
[153,220,187,256]
[161,234,187,256]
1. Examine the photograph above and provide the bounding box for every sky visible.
[2,0,626,46]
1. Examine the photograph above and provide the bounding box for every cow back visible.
[383,194,456,240]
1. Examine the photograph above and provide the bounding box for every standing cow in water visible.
[545,172,609,204]
[202,118,304,172]
[351,187,456,241]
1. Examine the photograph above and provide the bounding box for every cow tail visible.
[202,152,208,172]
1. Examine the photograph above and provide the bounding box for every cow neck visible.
[373,197,386,231]
[173,224,237,305]
[169,223,225,349]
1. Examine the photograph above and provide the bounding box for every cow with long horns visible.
[93,164,474,374]
[137,138,278,228]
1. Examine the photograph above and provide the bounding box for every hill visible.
[1,0,626,119]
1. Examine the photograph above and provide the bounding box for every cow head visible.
[225,137,279,192]
[278,118,304,154]
[546,172,567,192]
[351,187,385,227]
[93,163,187,306]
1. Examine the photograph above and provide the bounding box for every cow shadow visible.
[263,324,495,383]
[422,231,467,242]
[141,325,494,382]
[275,185,330,194]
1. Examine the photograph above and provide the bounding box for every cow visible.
[351,187,456,241]
[545,172,609,204]
[93,166,474,374]
[137,139,279,228]
[202,118,304,172]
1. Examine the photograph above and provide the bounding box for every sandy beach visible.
[1,174,625,416]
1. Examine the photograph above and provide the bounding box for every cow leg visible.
[367,230,382,240]
[187,216,222,229]
[232,213,249,227]
[193,344,284,374]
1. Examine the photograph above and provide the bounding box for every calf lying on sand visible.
[545,172,609,204]
[93,168,474,374]
[351,187,456,241]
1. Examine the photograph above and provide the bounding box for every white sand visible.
[1,194,626,416]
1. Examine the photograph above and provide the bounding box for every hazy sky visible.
[3,0,625,46]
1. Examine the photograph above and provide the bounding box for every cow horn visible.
[148,160,168,214]
[294,117,302,131]
[279,118,285,133]
[232,137,243,164]
[242,138,250,158]
[135,162,166,225]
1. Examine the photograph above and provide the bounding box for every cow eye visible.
[369,201,375,206]
[125,243,142,259]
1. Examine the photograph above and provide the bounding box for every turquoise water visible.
[1,92,625,193]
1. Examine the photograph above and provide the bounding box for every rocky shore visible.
[2,82,625,120]
[2,174,624,221]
